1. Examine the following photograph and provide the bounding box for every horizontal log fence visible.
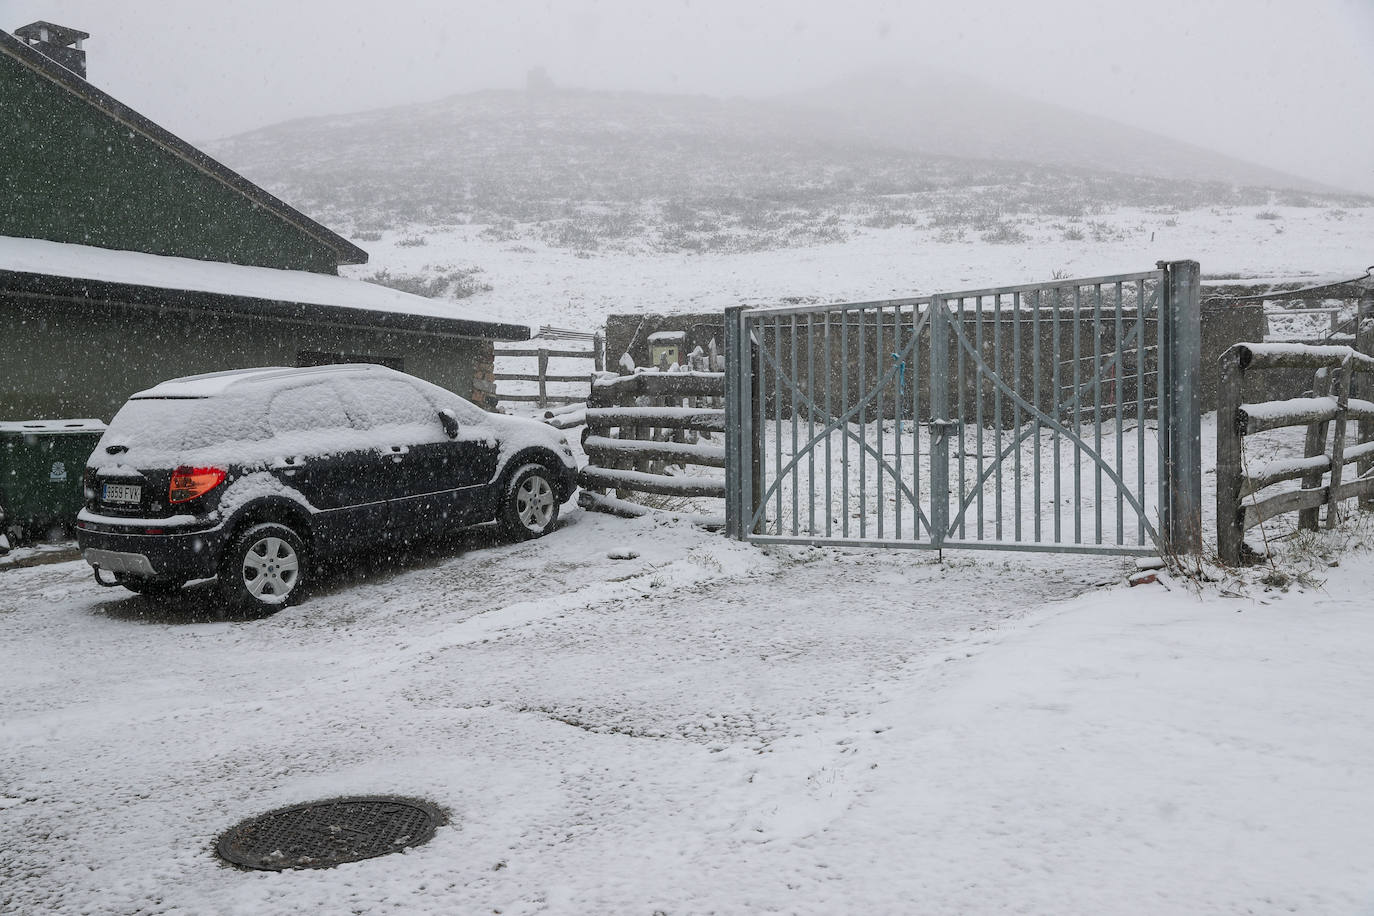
[577,369,727,526]
[1217,341,1374,565]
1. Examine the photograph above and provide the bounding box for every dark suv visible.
[75,364,578,612]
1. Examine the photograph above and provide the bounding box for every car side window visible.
[342,378,444,434]
[267,384,353,436]
[407,377,489,425]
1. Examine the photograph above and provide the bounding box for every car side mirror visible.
[438,408,460,439]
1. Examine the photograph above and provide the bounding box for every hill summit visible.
[209,76,1363,256]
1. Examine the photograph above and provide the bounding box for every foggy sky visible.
[7,0,1374,193]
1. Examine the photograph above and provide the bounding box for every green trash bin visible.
[0,419,107,545]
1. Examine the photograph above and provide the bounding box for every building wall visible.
[0,53,341,274]
[0,293,492,421]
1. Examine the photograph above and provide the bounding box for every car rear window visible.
[101,395,268,454]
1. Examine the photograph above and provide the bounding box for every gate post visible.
[928,297,950,547]
[724,306,753,540]
[1159,260,1203,555]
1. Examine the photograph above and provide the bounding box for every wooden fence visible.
[576,370,727,527]
[495,335,603,408]
[1217,342,1374,564]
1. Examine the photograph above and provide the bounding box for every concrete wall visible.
[1202,282,1373,403]
[0,293,492,421]
[1201,304,1268,407]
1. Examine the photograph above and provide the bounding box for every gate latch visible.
[928,418,961,439]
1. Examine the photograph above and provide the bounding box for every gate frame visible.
[725,261,1202,556]
[1159,259,1203,555]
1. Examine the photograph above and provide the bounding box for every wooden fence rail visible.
[1217,340,1374,564]
[576,369,727,527]
[494,335,604,408]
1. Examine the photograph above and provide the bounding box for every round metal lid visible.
[215,795,446,871]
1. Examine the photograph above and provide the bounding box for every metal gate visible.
[723,261,1201,555]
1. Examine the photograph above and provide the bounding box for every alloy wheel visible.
[515,475,555,531]
[241,535,300,604]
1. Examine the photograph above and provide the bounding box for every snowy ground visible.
[4,489,1374,913]
[345,204,1374,333]
[4,208,1373,913]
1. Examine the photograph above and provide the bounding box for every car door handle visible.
[271,457,303,473]
[389,445,410,462]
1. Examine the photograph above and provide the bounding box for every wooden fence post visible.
[1358,294,1374,510]
[1297,367,1332,531]
[536,348,549,409]
[1216,348,1246,565]
[1326,360,1353,528]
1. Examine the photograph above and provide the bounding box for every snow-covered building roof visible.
[0,27,367,270]
[0,236,528,340]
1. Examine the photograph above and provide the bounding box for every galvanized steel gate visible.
[724,261,1202,555]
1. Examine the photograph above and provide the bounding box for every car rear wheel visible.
[219,522,306,613]
[500,464,560,540]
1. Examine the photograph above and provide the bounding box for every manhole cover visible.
[216,796,445,871]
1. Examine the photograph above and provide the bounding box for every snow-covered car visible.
[74,364,578,612]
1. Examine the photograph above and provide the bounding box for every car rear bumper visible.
[75,518,228,582]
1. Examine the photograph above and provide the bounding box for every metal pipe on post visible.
[1160,260,1203,556]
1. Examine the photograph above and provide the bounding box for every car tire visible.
[500,464,560,540]
[218,522,307,613]
[115,574,186,597]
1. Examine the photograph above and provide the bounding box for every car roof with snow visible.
[131,364,401,399]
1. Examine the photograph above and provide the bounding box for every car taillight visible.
[169,466,226,503]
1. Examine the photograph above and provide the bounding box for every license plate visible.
[102,483,142,504]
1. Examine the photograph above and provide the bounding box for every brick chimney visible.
[14,21,89,78]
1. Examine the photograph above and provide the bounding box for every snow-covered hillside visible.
[206,85,1372,334]
[334,203,1374,333]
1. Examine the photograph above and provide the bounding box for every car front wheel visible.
[218,522,307,613]
[500,464,560,540]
